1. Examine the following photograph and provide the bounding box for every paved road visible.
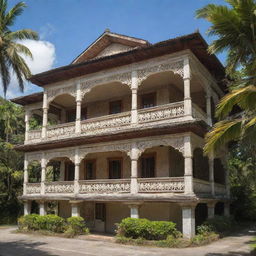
[0,226,255,256]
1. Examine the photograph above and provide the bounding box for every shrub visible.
[156,235,190,248]
[41,215,65,233]
[18,214,40,230]
[203,216,235,233]
[64,216,89,237]
[116,218,177,240]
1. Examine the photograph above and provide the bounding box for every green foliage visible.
[65,216,89,237]
[204,216,235,233]
[116,218,177,240]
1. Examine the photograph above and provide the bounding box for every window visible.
[141,155,155,178]
[109,100,122,114]
[141,93,156,109]
[81,107,87,120]
[95,203,106,221]
[65,162,75,181]
[85,160,96,180]
[108,159,122,179]
[66,109,76,122]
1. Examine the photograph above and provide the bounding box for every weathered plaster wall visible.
[58,201,71,218]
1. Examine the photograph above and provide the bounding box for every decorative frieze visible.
[45,182,74,194]
[47,123,76,139]
[26,183,41,194]
[47,85,76,104]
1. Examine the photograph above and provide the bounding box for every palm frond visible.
[6,29,38,41]
[4,2,26,28]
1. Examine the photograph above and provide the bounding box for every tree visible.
[196,0,256,153]
[0,0,38,97]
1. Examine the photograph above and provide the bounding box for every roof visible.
[11,91,43,105]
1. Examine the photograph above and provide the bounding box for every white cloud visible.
[1,39,56,99]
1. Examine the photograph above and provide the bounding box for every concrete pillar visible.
[184,136,193,194]
[75,82,82,133]
[130,143,139,194]
[206,88,212,126]
[24,109,31,142]
[41,154,46,195]
[127,203,142,218]
[23,155,28,195]
[39,201,46,216]
[131,71,138,124]
[24,201,31,215]
[42,91,48,138]
[209,152,215,196]
[183,58,192,117]
[224,202,230,217]
[207,202,216,219]
[74,148,80,194]
[181,204,196,238]
[70,201,81,217]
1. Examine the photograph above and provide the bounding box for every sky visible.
[4,0,227,99]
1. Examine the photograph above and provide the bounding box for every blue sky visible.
[6,0,226,98]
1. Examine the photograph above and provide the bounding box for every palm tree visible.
[0,0,38,97]
[196,0,256,153]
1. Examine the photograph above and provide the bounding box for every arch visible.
[193,148,209,181]
[195,203,208,228]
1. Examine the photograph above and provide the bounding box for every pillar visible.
[130,143,139,194]
[75,81,82,133]
[209,152,215,196]
[127,203,142,218]
[74,148,80,194]
[24,109,31,142]
[131,71,138,124]
[24,201,31,215]
[23,155,28,195]
[41,154,46,195]
[206,88,212,126]
[70,201,81,217]
[39,201,46,216]
[224,202,230,217]
[207,202,216,219]
[181,204,196,238]
[42,91,48,138]
[184,136,193,194]
[183,57,192,117]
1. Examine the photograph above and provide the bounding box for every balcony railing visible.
[26,101,207,143]
[193,179,212,194]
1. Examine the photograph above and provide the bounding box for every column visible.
[39,201,46,216]
[42,91,48,138]
[183,57,192,117]
[23,201,31,215]
[207,202,215,219]
[41,154,46,195]
[209,152,215,196]
[74,148,80,194]
[75,81,82,133]
[130,143,139,194]
[181,204,196,238]
[184,136,193,194]
[24,109,31,142]
[23,155,28,195]
[206,88,212,126]
[224,202,230,217]
[131,71,138,124]
[70,201,81,217]
[126,202,142,218]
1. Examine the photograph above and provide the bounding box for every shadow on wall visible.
[0,240,58,256]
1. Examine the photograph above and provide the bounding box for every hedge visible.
[203,215,236,233]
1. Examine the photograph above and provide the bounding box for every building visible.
[12,30,230,238]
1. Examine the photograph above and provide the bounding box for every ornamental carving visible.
[47,85,76,104]
[47,123,76,139]
[28,130,42,141]
[45,182,74,194]
[27,153,42,163]
[79,180,130,194]
[138,178,185,193]
[45,149,76,164]
[137,60,184,86]
[80,72,132,97]
[26,183,41,194]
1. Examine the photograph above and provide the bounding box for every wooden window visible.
[141,93,156,109]
[108,158,122,179]
[65,162,75,181]
[85,160,96,180]
[66,109,76,123]
[109,100,122,114]
[95,203,106,221]
[141,155,155,178]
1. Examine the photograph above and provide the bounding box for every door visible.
[94,203,106,232]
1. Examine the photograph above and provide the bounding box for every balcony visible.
[26,101,207,144]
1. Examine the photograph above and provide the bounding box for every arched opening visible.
[82,82,131,120]
[215,202,224,216]
[138,71,184,109]
[193,148,209,181]
[28,160,41,183]
[214,158,225,184]
[195,203,208,228]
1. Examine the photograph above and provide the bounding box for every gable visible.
[96,43,133,58]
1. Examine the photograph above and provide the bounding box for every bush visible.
[64,216,89,237]
[18,214,40,230]
[203,216,235,233]
[116,218,177,240]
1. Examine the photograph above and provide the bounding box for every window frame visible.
[140,153,156,178]
[109,100,122,115]
[84,159,96,180]
[108,157,123,179]
[141,92,156,109]
[64,162,75,181]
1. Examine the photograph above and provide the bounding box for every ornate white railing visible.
[45,181,74,194]
[138,177,185,193]
[81,112,131,135]
[47,122,76,139]
[138,102,184,123]
[26,183,41,194]
[27,129,42,142]
[215,183,226,195]
[193,179,212,194]
[78,179,130,194]
[192,104,208,124]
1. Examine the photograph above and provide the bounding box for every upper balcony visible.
[24,64,216,145]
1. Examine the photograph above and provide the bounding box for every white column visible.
[24,109,31,142]
[23,154,28,195]
[41,154,46,195]
[70,201,81,217]
[75,82,82,133]
[127,203,142,218]
[181,204,196,238]
[206,88,212,126]
[24,201,31,215]
[209,152,215,196]
[183,57,192,117]
[224,202,230,217]
[184,136,193,194]
[74,148,80,194]
[39,201,46,216]
[42,91,48,138]
[130,143,139,194]
[131,71,138,124]
[207,202,215,219]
